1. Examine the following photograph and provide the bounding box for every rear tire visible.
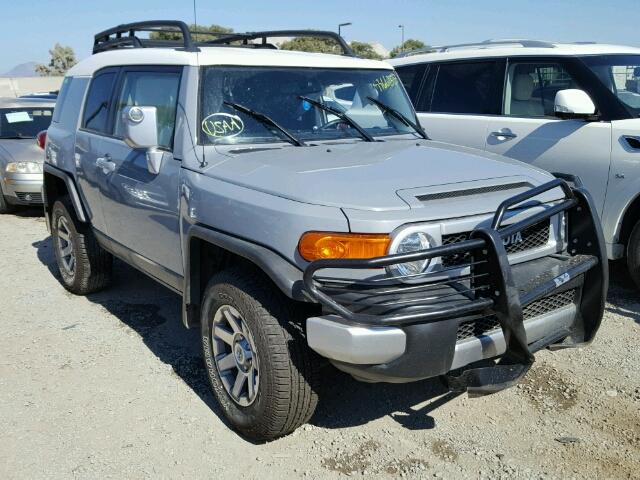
[201,267,320,441]
[51,198,113,294]
[627,220,640,290]
[0,184,16,214]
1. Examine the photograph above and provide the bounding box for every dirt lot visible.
[1,210,638,479]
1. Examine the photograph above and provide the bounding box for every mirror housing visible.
[554,89,597,120]
[121,106,163,174]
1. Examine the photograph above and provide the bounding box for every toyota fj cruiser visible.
[43,21,607,440]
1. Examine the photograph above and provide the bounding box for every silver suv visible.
[43,22,607,440]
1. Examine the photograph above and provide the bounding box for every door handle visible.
[490,130,518,140]
[623,135,640,150]
[96,155,116,174]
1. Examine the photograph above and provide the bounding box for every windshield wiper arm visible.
[366,96,429,140]
[299,96,375,142]
[223,101,305,147]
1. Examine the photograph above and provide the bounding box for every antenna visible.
[192,0,198,27]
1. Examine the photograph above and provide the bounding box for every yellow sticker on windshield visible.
[372,74,398,92]
[202,113,245,138]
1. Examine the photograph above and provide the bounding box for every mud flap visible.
[444,228,535,396]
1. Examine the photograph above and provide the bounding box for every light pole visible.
[398,24,405,52]
[338,22,352,37]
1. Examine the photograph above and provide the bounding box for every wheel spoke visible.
[217,353,236,372]
[58,230,69,241]
[223,308,242,334]
[231,371,246,399]
[61,244,73,257]
[214,325,234,345]
[68,256,75,272]
[247,368,256,399]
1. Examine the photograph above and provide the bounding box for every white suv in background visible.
[390,40,640,287]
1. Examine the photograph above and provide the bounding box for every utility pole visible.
[338,22,352,37]
[398,24,405,52]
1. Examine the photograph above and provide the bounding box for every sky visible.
[1,0,639,72]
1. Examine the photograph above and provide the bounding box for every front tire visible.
[51,198,113,294]
[201,267,319,441]
[627,220,640,290]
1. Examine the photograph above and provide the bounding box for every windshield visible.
[581,55,640,116]
[199,67,418,145]
[0,107,53,139]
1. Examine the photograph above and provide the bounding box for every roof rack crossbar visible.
[396,39,556,58]
[204,30,355,56]
[93,20,198,54]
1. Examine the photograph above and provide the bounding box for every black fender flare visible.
[182,224,306,328]
[43,163,88,223]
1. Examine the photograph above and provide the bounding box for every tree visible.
[279,37,342,55]
[36,44,77,76]
[350,41,383,60]
[150,23,233,42]
[389,39,429,58]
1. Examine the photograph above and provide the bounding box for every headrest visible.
[512,74,535,101]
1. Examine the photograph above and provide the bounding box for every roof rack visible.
[93,20,355,56]
[204,30,354,56]
[396,39,556,58]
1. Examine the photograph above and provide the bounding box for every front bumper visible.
[1,172,43,204]
[303,179,607,394]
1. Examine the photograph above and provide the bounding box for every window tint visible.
[430,61,502,114]
[52,77,72,123]
[505,62,581,117]
[395,64,427,104]
[114,70,181,148]
[82,71,116,133]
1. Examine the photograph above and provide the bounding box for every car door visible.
[97,66,184,279]
[484,58,612,216]
[398,60,505,150]
[74,67,119,234]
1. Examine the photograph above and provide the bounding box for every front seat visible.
[510,74,545,117]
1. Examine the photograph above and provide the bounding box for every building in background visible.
[0,77,63,98]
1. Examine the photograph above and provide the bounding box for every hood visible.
[204,140,557,212]
[0,139,44,165]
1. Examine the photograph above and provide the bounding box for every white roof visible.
[67,47,392,77]
[388,42,640,67]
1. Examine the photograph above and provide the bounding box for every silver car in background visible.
[0,97,55,213]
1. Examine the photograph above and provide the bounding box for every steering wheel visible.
[319,119,350,130]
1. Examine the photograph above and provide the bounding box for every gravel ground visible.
[1,210,638,479]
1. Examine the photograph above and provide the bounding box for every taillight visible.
[36,130,47,149]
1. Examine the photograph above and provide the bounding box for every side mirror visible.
[554,89,597,120]
[122,106,163,175]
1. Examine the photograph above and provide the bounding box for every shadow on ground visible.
[606,260,640,325]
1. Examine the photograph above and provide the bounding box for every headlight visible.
[5,162,43,174]
[387,229,436,278]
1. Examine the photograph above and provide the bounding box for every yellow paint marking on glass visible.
[372,74,398,92]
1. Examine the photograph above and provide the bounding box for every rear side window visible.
[82,71,117,133]
[52,77,72,123]
[395,64,427,104]
[430,61,503,115]
[113,69,181,149]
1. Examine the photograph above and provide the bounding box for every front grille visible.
[16,192,43,203]
[442,219,551,267]
[455,289,576,341]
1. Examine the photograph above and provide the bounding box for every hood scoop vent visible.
[415,182,532,203]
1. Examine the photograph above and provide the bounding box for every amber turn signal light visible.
[298,232,391,261]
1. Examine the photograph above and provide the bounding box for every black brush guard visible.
[302,178,608,395]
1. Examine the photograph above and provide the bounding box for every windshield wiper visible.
[299,96,375,142]
[366,96,429,140]
[0,134,32,139]
[223,101,305,147]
